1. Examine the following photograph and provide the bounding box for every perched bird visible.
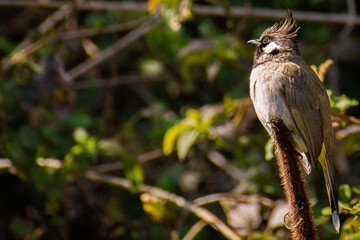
[248,10,340,233]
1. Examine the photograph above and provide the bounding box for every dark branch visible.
[1,1,360,25]
[270,118,318,240]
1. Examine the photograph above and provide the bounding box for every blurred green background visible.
[0,0,360,239]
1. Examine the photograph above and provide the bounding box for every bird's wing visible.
[281,61,339,232]
[280,62,324,166]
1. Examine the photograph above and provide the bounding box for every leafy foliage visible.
[0,1,360,239]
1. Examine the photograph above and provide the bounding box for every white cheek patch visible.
[263,41,280,53]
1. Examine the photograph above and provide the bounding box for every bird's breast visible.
[249,63,296,135]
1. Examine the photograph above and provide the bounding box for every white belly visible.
[249,64,295,135]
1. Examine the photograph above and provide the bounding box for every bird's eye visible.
[262,37,270,44]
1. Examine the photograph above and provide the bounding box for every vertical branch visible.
[270,118,318,240]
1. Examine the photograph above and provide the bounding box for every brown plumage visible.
[248,10,340,233]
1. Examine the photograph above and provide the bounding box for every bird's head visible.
[248,10,300,65]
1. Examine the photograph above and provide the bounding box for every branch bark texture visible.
[270,118,318,240]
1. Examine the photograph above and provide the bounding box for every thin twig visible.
[340,0,357,38]
[1,16,154,74]
[89,149,163,173]
[57,16,151,40]
[84,171,242,240]
[194,193,273,207]
[206,150,246,182]
[182,220,208,240]
[1,5,72,73]
[0,1,149,11]
[2,1,360,25]
[73,74,169,89]
[332,111,360,126]
[67,16,160,81]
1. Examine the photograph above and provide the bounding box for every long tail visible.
[323,163,340,233]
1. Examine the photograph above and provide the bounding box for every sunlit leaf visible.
[328,90,359,112]
[178,0,192,21]
[163,124,194,156]
[185,108,200,121]
[340,184,352,202]
[157,0,193,31]
[351,202,360,215]
[265,138,275,161]
[124,160,144,190]
[199,105,221,128]
[352,185,360,195]
[321,206,332,216]
[73,128,89,144]
[148,0,160,13]
[140,193,167,223]
[139,58,165,76]
[340,216,360,239]
[177,128,199,160]
[311,59,333,82]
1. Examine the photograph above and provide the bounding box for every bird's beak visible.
[247,39,261,46]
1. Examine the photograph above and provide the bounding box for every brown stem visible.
[270,118,318,240]
[67,17,159,81]
[2,1,360,25]
[84,171,241,240]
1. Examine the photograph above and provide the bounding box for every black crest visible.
[260,10,300,39]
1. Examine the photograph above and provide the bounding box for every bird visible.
[247,10,340,233]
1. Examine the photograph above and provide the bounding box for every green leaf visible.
[340,184,352,202]
[73,128,89,144]
[321,206,332,216]
[158,0,193,31]
[124,160,144,191]
[10,218,33,237]
[265,138,275,161]
[328,90,359,112]
[176,129,199,160]
[351,202,360,215]
[200,105,220,128]
[352,186,360,195]
[139,58,165,76]
[163,124,194,156]
[185,108,200,122]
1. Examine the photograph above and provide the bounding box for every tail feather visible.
[323,166,340,233]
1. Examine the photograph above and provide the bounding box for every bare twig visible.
[0,16,153,74]
[1,5,72,73]
[332,111,360,126]
[193,6,360,24]
[2,1,360,25]
[73,74,169,89]
[84,171,242,240]
[206,150,246,182]
[0,1,149,11]
[182,220,208,240]
[194,193,273,207]
[58,16,151,40]
[340,0,357,38]
[89,149,163,173]
[67,17,159,81]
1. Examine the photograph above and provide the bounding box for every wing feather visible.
[281,62,324,166]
